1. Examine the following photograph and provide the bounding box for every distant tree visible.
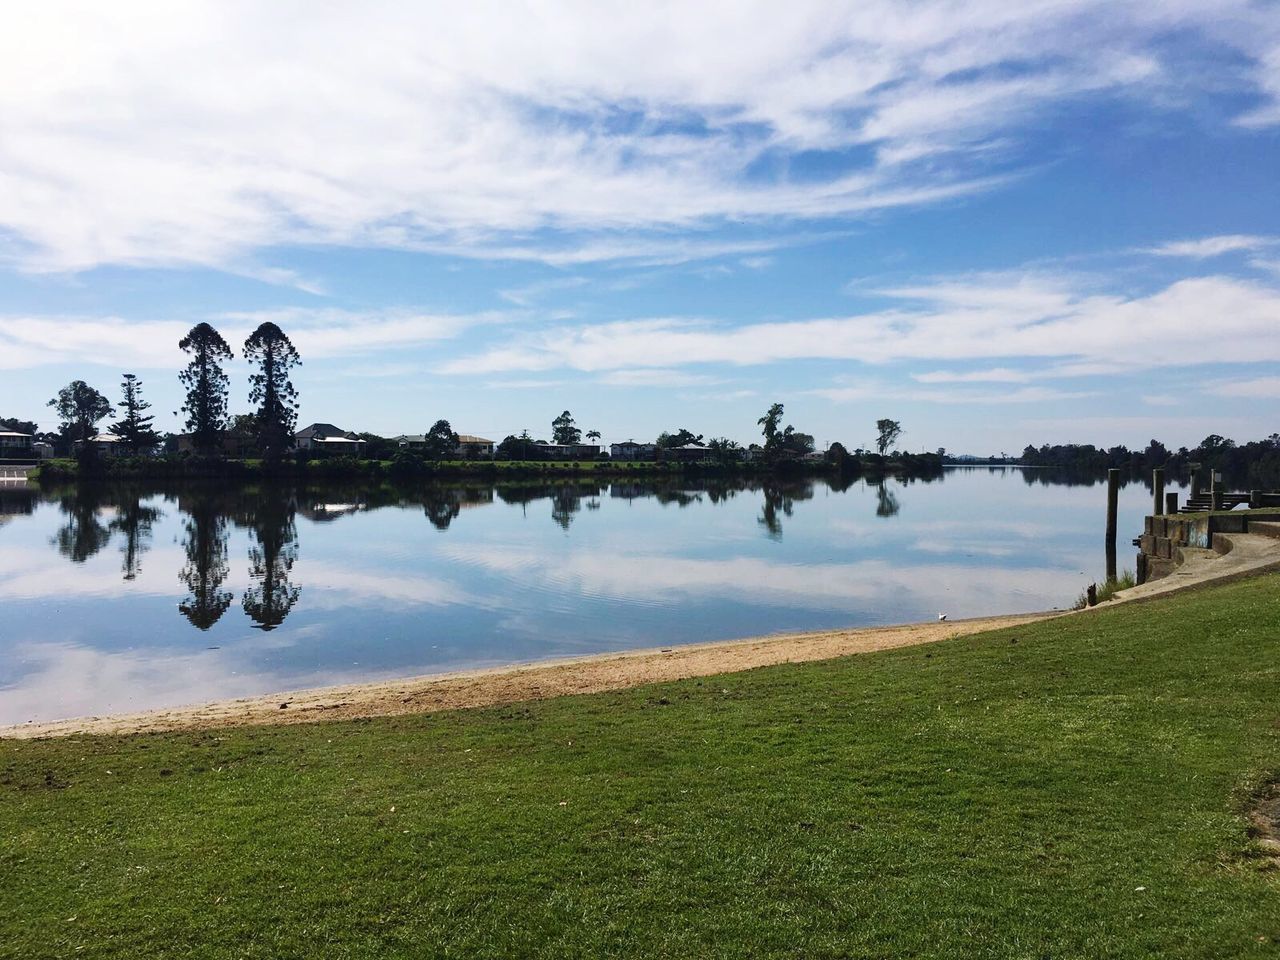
[243,322,301,459]
[178,323,234,455]
[586,429,602,443]
[707,437,741,464]
[497,431,535,460]
[110,374,161,453]
[357,432,395,461]
[657,428,704,449]
[47,380,113,445]
[758,403,784,453]
[0,417,38,435]
[826,441,850,465]
[781,428,815,455]
[552,410,581,445]
[875,419,903,456]
[423,419,459,459]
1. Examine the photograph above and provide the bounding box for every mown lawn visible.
[3,576,1280,958]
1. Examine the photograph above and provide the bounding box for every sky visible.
[1,1,1278,455]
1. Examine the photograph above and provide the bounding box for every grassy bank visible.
[4,576,1280,957]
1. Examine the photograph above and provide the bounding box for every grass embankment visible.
[4,576,1280,958]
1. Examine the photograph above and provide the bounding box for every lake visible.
[0,467,1171,725]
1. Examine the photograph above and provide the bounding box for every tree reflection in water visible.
[875,482,901,518]
[178,490,233,630]
[757,481,814,540]
[110,491,163,580]
[242,486,301,630]
[51,488,113,563]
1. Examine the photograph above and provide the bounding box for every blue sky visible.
[1,2,1278,453]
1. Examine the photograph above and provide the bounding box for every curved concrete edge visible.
[1107,532,1280,606]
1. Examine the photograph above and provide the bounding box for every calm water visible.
[0,468,1171,725]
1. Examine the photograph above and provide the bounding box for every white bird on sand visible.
[938,613,948,622]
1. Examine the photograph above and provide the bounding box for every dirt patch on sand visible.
[1,612,1053,739]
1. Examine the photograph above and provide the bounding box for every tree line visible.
[24,321,301,460]
[1019,434,1280,488]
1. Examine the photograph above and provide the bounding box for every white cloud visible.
[811,384,1096,405]
[1206,376,1280,399]
[0,2,1276,272]
[0,307,497,370]
[1141,394,1180,406]
[440,272,1280,375]
[596,369,725,387]
[1147,234,1278,258]
[912,367,1032,383]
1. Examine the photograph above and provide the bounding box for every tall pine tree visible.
[110,374,161,453]
[178,323,233,455]
[243,322,301,459]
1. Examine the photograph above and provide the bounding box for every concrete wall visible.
[1136,510,1280,583]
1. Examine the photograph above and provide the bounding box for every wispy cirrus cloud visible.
[1146,234,1279,258]
[0,307,500,370]
[1,2,1278,273]
[1206,376,1280,399]
[438,271,1280,376]
[912,368,1033,384]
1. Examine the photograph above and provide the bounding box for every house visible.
[395,434,495,458]
[33,441,55,460]
[176,425,255,457]
[661,442,713,462]
[533,442,600,461]
[294,423,366,457]
[455,435,495,458]
[610,440,658,461]
[0,431,34,458]
[73,433,126,457]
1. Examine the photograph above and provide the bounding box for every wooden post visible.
[1136,552,1148,586]
[1105,468,1119,582]
[1165,491,1178,515]
[1189,464,1201,499]
[1211,474,1223,512]
[1152,467,1165,516]
[1252,490,1262,509]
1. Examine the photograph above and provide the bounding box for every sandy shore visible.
[1,612,1054,739]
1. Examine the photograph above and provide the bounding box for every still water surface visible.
[0,468,1169,725]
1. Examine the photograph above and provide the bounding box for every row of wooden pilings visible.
[1103,465,1226,582]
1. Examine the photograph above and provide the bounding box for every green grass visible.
[4,576,1280,958]
[1073,569,1138,609]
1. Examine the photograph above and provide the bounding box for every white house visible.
[294,423,367,456]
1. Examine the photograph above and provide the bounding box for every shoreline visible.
[7,530,1279,741]
[1,612,1053,739]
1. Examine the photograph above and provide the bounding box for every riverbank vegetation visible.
[31,448,945,484]
[1021,434,1280,489]
[4,573,1280,957]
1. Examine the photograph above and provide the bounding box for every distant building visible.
[394,433,495,457]
[610,440,658,461]
[455,435,495,458]
[294,423,367,457]
[533,442,600,461]
[662,442,713,462]
[73,433,126,457]
[0,431,34,458]
[176,425,255,457]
